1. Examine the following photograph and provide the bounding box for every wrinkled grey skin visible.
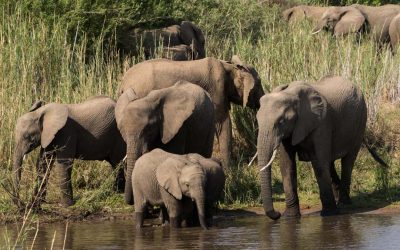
[352,4,400,43]
[116,81,215,205]
[313,6,366,37]
[118,56,265,170]
[162,44,195,61]
[13,96,126,208]
[314,5,400,44]
[283,5,329,23]
[389,13,400,53]
[121,21,205,60]
[132,148,225,230]
[257,76,367,220]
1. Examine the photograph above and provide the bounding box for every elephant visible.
[132,148,225,230]
[117,56,265,170]
[115,81,215,205]
[256,76,387,220]
[282,5,329,23]
[312,6,366,37]
[13,96,126,208]
[389,13,400,53]
[119,21,205,60]
[313,5,400,44]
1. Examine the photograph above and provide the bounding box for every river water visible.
[2,213,400,249]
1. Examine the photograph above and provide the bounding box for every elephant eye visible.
[185,183,189,188]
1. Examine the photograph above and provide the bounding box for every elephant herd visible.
[283,4,400,51]
[12,6,388,230]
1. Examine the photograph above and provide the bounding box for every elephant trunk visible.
[193,188,208,230]
[124,138,142,205]
[12,143,25,192]
[257,129,281,220]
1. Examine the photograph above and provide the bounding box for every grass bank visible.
[1,0,400,236]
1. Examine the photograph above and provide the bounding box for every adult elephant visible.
[120,21,205,60]
[312,6,366,37]
[116,81,215,205]
[118,56,265,170]
[256,76,387,220]
[13,96,126,208]
[389,13,400,53]
[282,5,329,23]
[313,5,400,44]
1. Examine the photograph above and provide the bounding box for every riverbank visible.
[2,193,399,226]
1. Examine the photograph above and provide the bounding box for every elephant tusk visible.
[248,152,258,167]
[122,155,127,162]
[23,154,26,161]
[260,149,277,172]
[311,29,322,35]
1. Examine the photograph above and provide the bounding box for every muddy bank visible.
[2,202,400,226]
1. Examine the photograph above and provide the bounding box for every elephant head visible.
[117,82,197,205]
[156,157,208,229]
[13,101,68,192]
[222,55,264,110]
[256,82,327,220]
[180,21,205,59]
[313,6,365,36]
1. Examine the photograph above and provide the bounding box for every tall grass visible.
[1,0,400,229]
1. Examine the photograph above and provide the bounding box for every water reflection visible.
[2,214,400,249]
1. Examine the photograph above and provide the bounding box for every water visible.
[2,213,400,249]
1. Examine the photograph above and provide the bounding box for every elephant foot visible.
[266,209,281,220]
[320,207,340,217]
[283,207,301,218]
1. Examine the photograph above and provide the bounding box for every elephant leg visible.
[160,206,169,225]
[311,159,338,216]
[339,153,357,205]
[162,194,182,228]
[56,157,74,207]
[134,198,147,229]
[330,162,340,203]
[32,149,55,208]
[218,113,232,169]
[280,140,300,217]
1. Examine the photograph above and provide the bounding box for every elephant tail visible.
[363,140,389,168]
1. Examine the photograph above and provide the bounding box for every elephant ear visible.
[180,21,205,58]
[29,100,46,112]
[161,82,196,144]
[115,88,138,129]
[156,157,184,200]
[334,8,365,36]
[292,85,327,146]
[231,55,256,107]
[39,103,69,148]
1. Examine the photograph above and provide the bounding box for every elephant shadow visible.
[342,185,400,215]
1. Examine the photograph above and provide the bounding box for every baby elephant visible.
[13,96,126,208]
[132,149,225,230]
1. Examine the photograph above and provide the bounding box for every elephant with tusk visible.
[255,76,388,220]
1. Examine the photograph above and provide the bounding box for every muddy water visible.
[2,213,400,249]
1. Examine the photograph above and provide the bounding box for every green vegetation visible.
[1,1,400,240]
